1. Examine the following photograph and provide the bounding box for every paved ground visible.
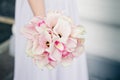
[88,54,120,80]
[0,51,14,80]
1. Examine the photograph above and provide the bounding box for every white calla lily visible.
[66,38,77,52]
[71,25,86,39]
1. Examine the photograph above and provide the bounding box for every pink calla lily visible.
[51,49,62,62]
[54,41,65,52]
[53,17,71,43]
[47,56,57,69]
[66,38,77,52]
[61,52,74,67]
[46,11,62,28]
[34,51,57,69]
[72,46,84,57]
[21,23,38,40]
[38,31,51,49]
[35,20,49,34]
[33,52,49,69]
[30,31,52,55]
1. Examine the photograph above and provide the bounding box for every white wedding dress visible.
[13,0,89,80]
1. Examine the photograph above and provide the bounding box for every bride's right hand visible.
[28,0,46,18]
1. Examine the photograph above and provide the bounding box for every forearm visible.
[28,0,46,17]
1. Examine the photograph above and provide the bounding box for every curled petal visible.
[34,53,49,69]
[35,21,48,34]
[34,45,44,55]
[46,11,62,28]
[46,61,57,70]
[21,17,45,39]
[53,17,71,43]
[31,36,45,55]
[54,41,65,52]
[61,53,73,67]
[51,49,62,62]
[62,51,70,57]
[47,57,57,69]
[71,25,86,39]
[72,46,84,57]
[38,31,51,49]
[66,38,77,52]
[32,38,42,54]
[21,23,38,40]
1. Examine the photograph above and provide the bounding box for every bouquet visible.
[21,11,86,69]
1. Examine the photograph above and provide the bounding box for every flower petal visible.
[21,23,38,40]
[51,49,62,62]
[53,17,71,43]
[71,25,86,39]
[48,57,57,69]
[34,52,49,69]
[38,31,51,49]
[54,41,65,52]
[61,53,73,67]
[72,46,84,57]
[46,62,57,70]
[35,21,48,34]
[66,38,77,52]
[46,11,62,28]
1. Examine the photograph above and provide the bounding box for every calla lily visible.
[21,23,38,40]
[21,17,47,40]
[47,56,57,69]
[29,35,44,55]
[71,39,85,57]
[53,17,71,43]
[54,41,65,52]
[71,25,86,39]
[34,51,49,69]
[62,51,70,57]
[32,44,44,55]
[66,38,77,52]
[35,20,49,34]
[61,52,73,67]
[72,46,84,57]
[47,43,62,63]
[38,31,51,49]
[34,51,57,69]
[31,31,51,55]
[51,49,62,62]
[46,11,62,28]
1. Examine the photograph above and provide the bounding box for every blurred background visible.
[0,0,120,80]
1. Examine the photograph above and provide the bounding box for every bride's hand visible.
[28,0,46,18]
